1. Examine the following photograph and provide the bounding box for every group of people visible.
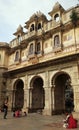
[2,100,27,119]
[13,109,27,117]
[63,112,78,129]
[2,101,78,129]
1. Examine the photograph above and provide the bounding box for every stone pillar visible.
[43,87,49,115]
[22,88,28,113]
[6,79,13,111]
[22,83,33,112]
[29,88,33,109]
[48,87,53,115]
[9,90,12,111]
[0,78,4,106]
[43,86,53,115]
[22,75,29,113]
[11,89,16,110]
[5,88,13,111]
[73,84,79,118]
[23,88,27,108]
[43,84,55,116]
[51,85,55,114]
[26,89,30,109]
[43,71,53,115]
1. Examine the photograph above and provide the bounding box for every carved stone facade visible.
[0,2,79,116]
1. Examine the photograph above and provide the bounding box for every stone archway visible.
[52,72,74,114]
[29,76,45,113]
[12,79,24,110]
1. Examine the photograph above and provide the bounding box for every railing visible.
[28,50,43,58]
[44,20,62,32]
[8,43,79,71]
[53,44,63,52]
[28,52,36,59]
[10,20,62,48]
[10,39,20,48]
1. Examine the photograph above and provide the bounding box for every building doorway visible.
[12,79,24,110]
[52,72,74,114]
[29,76,45,112]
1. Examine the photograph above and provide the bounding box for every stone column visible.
[26,89,30,109]
[22,75,29,113]
[72,84,79,118]
[43,71,53,115]
[23,88,27,108]
[22,88,28,113]
[51,85,55,114]
[42,82,55,116]
[11,90,14,109]
[43,87,49,115]
[11,89,16,110]
[48,87,52,115]
[29,88,33,109]
[5,88,13,111]
[43,85,55,116]
[74,84,79,112]
[8,90,13,111]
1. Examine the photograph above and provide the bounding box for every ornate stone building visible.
[0,2,79,116]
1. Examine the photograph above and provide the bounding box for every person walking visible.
[3,101,8,119]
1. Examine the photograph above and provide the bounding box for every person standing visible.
[3,101,8,119]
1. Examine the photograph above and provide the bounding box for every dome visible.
[30,11,47,20]
[48,2,65,16]
[17,25,23,32]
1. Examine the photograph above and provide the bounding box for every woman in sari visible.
[67,114,77,129]
[63,113,78,129]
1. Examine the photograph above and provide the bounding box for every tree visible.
[70,10,79,27]
[70,10,79,50]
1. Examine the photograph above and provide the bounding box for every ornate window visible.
[30,24,34,32]
[18,35,21,43]
[15,51,19,61]
[54,35,60,47]
[36,42,41,54]
[54,13,60,22]
[38,23,41,30]
[29,43,33,55]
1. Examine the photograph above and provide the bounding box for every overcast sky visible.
[0,0,79,43]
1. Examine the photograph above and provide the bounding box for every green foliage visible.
[70,10,79,27]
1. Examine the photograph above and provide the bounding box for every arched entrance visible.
[12,79,24,110]
[29,76,45,112]
[52,72,74,114]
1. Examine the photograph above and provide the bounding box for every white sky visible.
[0,0,79,43]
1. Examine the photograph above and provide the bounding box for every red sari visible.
[68,115,77,129]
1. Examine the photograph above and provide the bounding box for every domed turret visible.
[17,25,23,32]
[48,2,65,16]
[25,11,48,29]
[13,24,24,36]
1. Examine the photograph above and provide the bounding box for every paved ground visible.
[0,112,79,130]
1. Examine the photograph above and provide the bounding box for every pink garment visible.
[15,110,20,117]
